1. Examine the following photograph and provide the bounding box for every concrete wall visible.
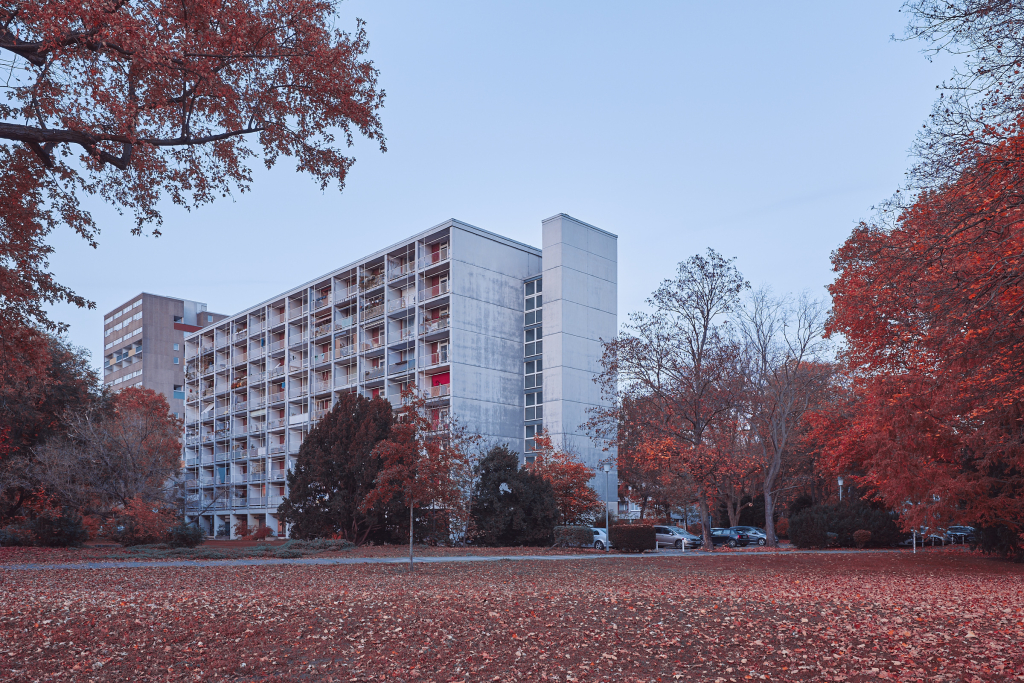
[540,214,618,503]
[451,224,542,451]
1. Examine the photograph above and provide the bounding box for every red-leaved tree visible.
[527,430,600,525]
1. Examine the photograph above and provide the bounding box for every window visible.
[104,316,113,324]
[105,328,111,337]
[526,391,543,421]
[133,300,141,309]
[174,343,180,350]
[525,359,542,389]
[207,315,213,323]
[525,423,543,452]
[525,327,542,356]
[174,357,180,365]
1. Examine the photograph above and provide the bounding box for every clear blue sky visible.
[46,1,953,368]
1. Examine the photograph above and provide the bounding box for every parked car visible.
[591,527,612,550]
[898,528,946,547]
[728,526,777,547]
[653,525,701,549]
[945,525,976,543]
[709,528,751,547]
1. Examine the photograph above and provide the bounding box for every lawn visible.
[1,552,1020,682]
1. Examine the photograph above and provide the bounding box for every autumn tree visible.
[527,430,601,525]
[0,0,386,334]
[470,444,558,547]
[737,288,831,548]
[28,388,182,518]
[591,249,748,549]
[363,393,478,570]
[278,392,395,542]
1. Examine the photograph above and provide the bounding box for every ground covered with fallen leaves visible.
[2,552,1021,682]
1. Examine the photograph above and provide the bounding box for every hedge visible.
[789,503,901,549]
[553,526,594,548]
[609,525,655,553]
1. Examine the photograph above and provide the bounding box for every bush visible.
[112,498,174,546]
[280,538,354,552]
[853,529,872,548]
[609,525,656,553]
[215,522,230,539]
[168,522,205,548]
[775,517,790,539]
[28,508,89,547]
[250,526,273,541]
[553,525,594,548]
[0,525,35,547]
[789,503,901,549]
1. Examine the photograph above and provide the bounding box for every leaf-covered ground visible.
[2,552,1020,682]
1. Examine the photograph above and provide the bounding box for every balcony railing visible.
[421,351,450,367]
[394,328,414,342]
[289,385,309,398]
[337,282,359,300]
[288,334,307,347]
[269,443,286,454]
[268,418,286,429]
[270,470,287,481]
[360,273,385,290]
[313,295,332,310]
[269,313,285,326]
[314,379,331,393]
[268,391,285,403]
[421,316,450,335]
[428,383,451,399]
[420,281,450,300]
[268,340,285,353]
[426,245,450,264]
[313,322,332,338]
[389,359,415,375]
[388,296,415,312]
[269,494,284,506]
[250,395,266,408]
[389,261,415,280]
[364,367,385,381]
[248,496,269,507]
[250,345,266,357]
[229,378,247,390]
[362,304,384,320]
[361,339,384,352]
[269,366,285,379]
[233,400,248,411]
[334,343,355,357]
[289,304,308,320]
[335,314,356,330]
[312,351,330,365]
[234,330,247,342]
[288,361,307,373]
[335,374,357,388]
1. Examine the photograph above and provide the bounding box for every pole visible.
[839,486,842,503]
[604,468,610,553]
[409,503,414,572]
[912,529,916,554]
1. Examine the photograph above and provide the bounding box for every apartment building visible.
[102,293,226,417]
[182,214,617,538]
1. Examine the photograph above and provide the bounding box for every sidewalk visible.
[0,546,922,571]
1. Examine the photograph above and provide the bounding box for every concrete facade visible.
[181,215,616,537]
[102,293,225,416]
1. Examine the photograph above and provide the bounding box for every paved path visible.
[0,547,925,572]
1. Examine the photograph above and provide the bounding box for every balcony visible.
[268,390,286,403]
[269,366,285,379]
[314,379,332,393]
[337,282,359,300]
[388,359,415,376]
[288,361,307,373]
[313,295,332,310]
[312,351,330,365]
[233,330,247,342]
[288,333,308,347]
[364,367,385,381]
[389,261,415,280]
[335,343,355,357]
[289,304,308,320]
[233,399,248,412]
[335,314,356,330]
[393,328,414,343]
[268,340,285,353]
[421,351,450,368]
[313,322,332,338]
[361,339,384,352]
[269,313,285,326]
[231,352,247,365]
[269,494,284,506]
[388,296,415,312]
[360,273,385,290]
[269,443,286,454]
[421,316,450,335]
[420,281,450,300]
[426,245,450,265]
[335,374,357,389]
[248,496,269,508]
[250,395,266,408]
[427,383,451,399]
[230,377,247,390]
[248,422,264,434]
[268,418,286,429]
[362,304,384,320]
[270,469,287,481]
[288,385,309,398]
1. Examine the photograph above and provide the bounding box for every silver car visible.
[590,527,611,550]
[654,525,701,549]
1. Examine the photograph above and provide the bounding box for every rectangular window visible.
[525,391,543,421]
[525,359,543,389]
[207,315,213,323]
[174,343,180,350]
[525,423,543,452]
[174,357,180,365]
[525,327,543,357]
[133,300,141,309]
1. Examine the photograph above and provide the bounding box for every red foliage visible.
[112,497,173,546]
[825,131,1024,533]
[526,431,601,525]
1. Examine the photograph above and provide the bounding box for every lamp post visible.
[603,463,611,552]
[838,476,844,503]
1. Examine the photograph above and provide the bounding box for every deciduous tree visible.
[527,430,600,525]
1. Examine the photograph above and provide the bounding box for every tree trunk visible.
[763,485,777,549]
[699,489,713,551]
[408,504,414,572]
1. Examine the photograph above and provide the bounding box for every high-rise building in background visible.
[102,293,226,418]
[182,214,617,538]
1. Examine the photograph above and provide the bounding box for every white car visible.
[590,527,612,550]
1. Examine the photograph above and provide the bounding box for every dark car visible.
[709,528,751,548]
[728,526,777,547]
[945,526,976,544]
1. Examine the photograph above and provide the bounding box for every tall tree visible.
[278,392,394,542]
[591,249,748,549]
[363,393,478,570]
[470,444,558,548]
[1,0,386,332]
[738,288,830,548]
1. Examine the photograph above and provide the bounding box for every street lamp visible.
[838,476,844,503]
[603,463,612,552]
